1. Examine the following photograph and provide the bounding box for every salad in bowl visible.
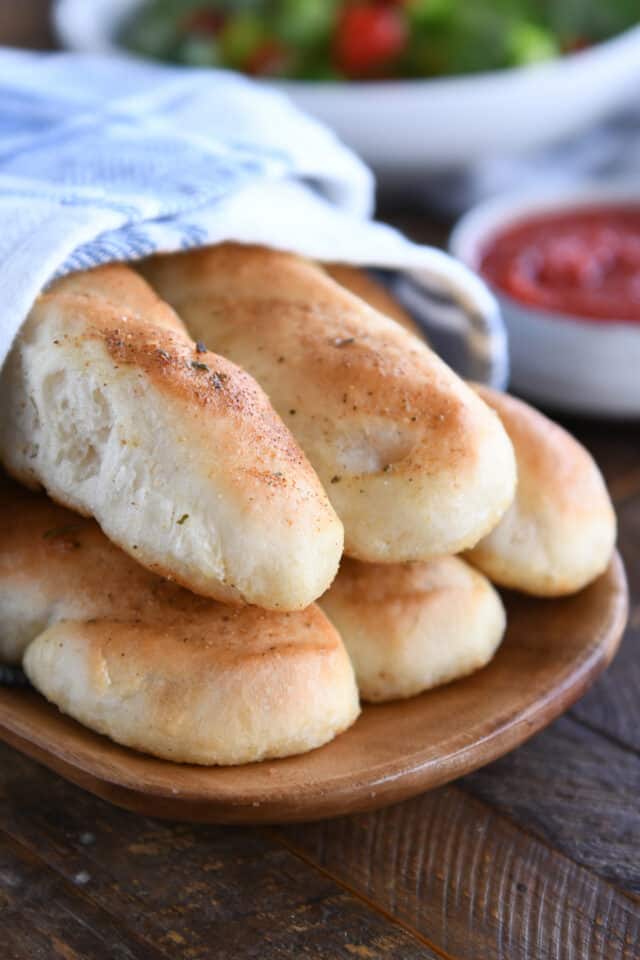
[118,0,639,80]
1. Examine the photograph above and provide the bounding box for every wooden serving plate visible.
[0,553,628,824]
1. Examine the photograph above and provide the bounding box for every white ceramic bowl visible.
[450,184,640,418]
[54,1,640,180]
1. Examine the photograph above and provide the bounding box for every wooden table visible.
[1,11,639,951]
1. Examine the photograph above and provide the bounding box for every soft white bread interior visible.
[140,244,517,563]
[0,264,343,610]
[320,556,505,702]
[0,479,359,764]
[466,386,617,596]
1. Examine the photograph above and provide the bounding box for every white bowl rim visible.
[449,180,640,330]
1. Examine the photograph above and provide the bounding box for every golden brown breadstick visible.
[466,386,616,596]
[0,479,359,764]
[0,264,343,610]
[141,244,516,563]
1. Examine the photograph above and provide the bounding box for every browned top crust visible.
[324,263,423,338]
[140,244,516,562]
[0,474,340,658]
[466,385,617,595]
[0,262,344,608]
[2,476,359,764]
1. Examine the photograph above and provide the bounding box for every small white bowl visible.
[450,184,640,418]
[54,1,640,181]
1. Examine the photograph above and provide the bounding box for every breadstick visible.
[0,265,343,609]
[141,244,516,562]
[0,479,358,764]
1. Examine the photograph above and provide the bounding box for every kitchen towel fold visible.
[0,48,506,386]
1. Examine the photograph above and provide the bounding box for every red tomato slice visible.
[334,3,408,78]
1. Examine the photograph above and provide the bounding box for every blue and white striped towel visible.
[0,49,506,387]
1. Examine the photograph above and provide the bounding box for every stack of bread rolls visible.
[0,245,616,765]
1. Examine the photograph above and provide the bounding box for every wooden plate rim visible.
[0,552,629,823]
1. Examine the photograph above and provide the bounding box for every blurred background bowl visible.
[54,1,640,182]
[450,184,640,418]
[275,28,640,181]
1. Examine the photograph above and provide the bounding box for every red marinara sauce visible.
[479,206,640,323]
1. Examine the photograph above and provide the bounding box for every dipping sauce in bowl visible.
[480,207,640,323]
[450,188,640,416]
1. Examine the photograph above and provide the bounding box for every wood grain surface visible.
[0,745,437,960]
[279,787,640,959]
